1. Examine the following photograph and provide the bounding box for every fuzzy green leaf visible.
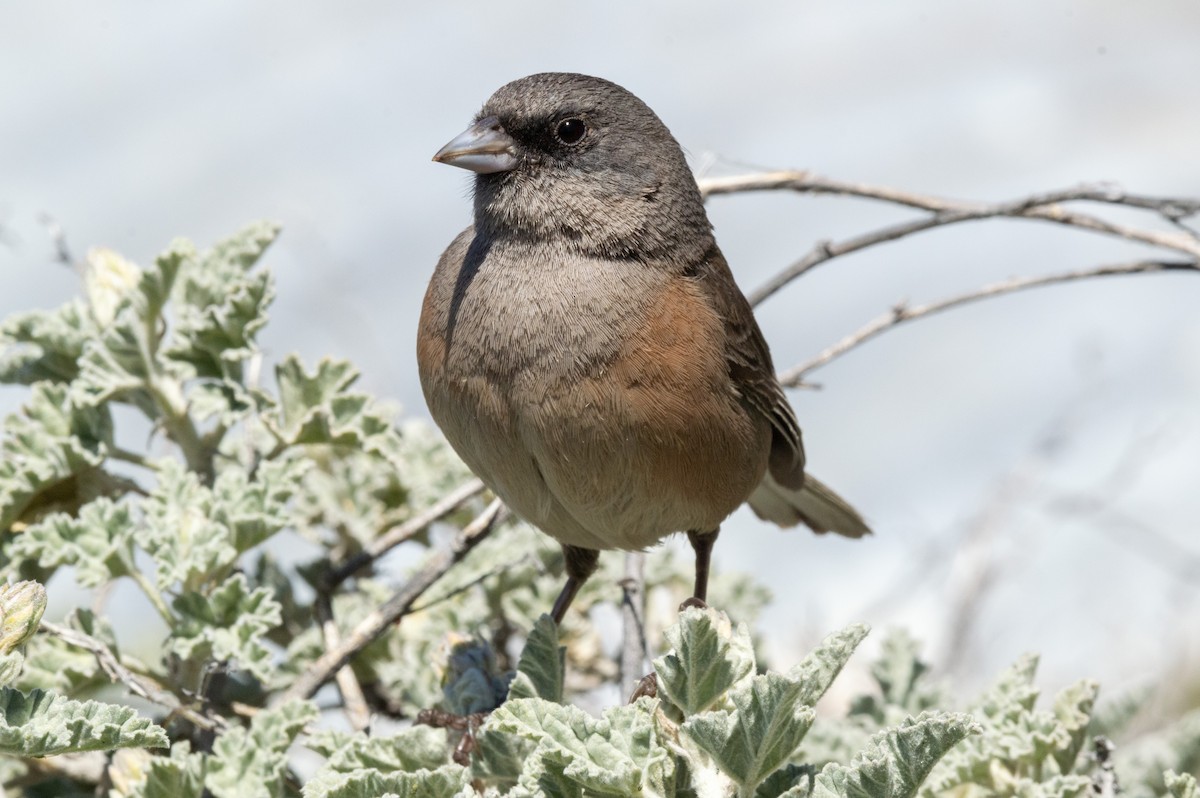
[302,764,467,798]
[508,615,565,703]
[683,672,817,792]
[11,498,135,587]
[308,725,448,774]
[268,355,399,456]
[170,573,283,681]
[14,610,116,694]
[489,696,673,796]
[0,382,114,532]
[654,606,756,716]
[0,299,96,385]
[140,460,237,591]
[168,269,275,380]
[206,700,317,798]
[73,241,190,408]
[788,624,871,709]
[0,687,167,756]
[813,712,978,798]
[123,741,208,798]
[1051,680,1099,774]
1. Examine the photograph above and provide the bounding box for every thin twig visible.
[326,478,487,589]
[39,620,225,732]
[35,211,75,267]
[619,552,648,696]
[314,593,371,732]
[279,499,507,703]
[778,258,1197,386]
[695,172,1200,306]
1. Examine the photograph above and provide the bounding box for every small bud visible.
[84,247,141,326]
[0,581,48,653]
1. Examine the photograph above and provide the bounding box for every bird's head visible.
[433,72,713,263]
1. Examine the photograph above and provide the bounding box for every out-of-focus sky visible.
[1,1,1198,696]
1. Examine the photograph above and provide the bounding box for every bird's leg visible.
[682,528,720,611]
[550,544,600,624]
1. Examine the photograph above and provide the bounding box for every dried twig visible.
[699,172,1200,304]
[313,593,371,732]
[39,621,225,733]
[618,552,648,696]
[280,499,507,703]
[326,478,486,589]
[778,259,1197,386]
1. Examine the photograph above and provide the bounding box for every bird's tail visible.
[748,472,871,538]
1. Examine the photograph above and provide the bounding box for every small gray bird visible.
[418,73,869,624]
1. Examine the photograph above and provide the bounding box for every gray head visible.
[434,72,714,264]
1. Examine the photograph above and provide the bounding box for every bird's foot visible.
[628,673,658,703]
[678,596,709,612]
[417,708,491,765]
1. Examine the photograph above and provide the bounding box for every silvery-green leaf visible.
[758,764,816,798]
[851,630,945,722]
[0,651,23,687]
[1051,680,1099,774]
[140,460,236,591]
[175,221,280,309]
[812,712,978,798]
[975,654,1041,721]
[168,269,274,381]
[683,672,817,792]
[310,725,448,774]
[122,741,208,798]
[205,700,317,798]
[302,764,467,798]
[0,382,113,532]
[489,696,673,796]
[508,615,565,703]
[788,624,871,709]
[471,727,534,792]
[11,499,135,587]
[654,606,756,716]
[210,457,306,553]
[170,573,283,681]
[0,687,167,756]
[73,241,190,407]
[0,299,96,385]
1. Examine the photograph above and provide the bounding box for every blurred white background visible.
[1,1,1197,698]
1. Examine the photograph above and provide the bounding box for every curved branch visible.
[778,258,1198,387]
[279,498,507,704]
[695,171,1200,306]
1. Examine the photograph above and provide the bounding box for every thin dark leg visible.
[550,544,600,624]
[683,528,720,609]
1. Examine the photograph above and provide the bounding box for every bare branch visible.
[695,172,1200,306]
[39,620,226,733]
[779,258,1197,386]
[313,592,371,732]
[280,498,507,704]
[326,478,487,589]
[618,552,648,696]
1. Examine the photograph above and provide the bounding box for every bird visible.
[417,72,869,625]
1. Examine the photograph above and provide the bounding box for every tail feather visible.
[748,472,871,538]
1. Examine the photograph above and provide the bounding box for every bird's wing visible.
[689,246,807,489]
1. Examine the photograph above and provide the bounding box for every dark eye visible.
[555,118,587,145]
